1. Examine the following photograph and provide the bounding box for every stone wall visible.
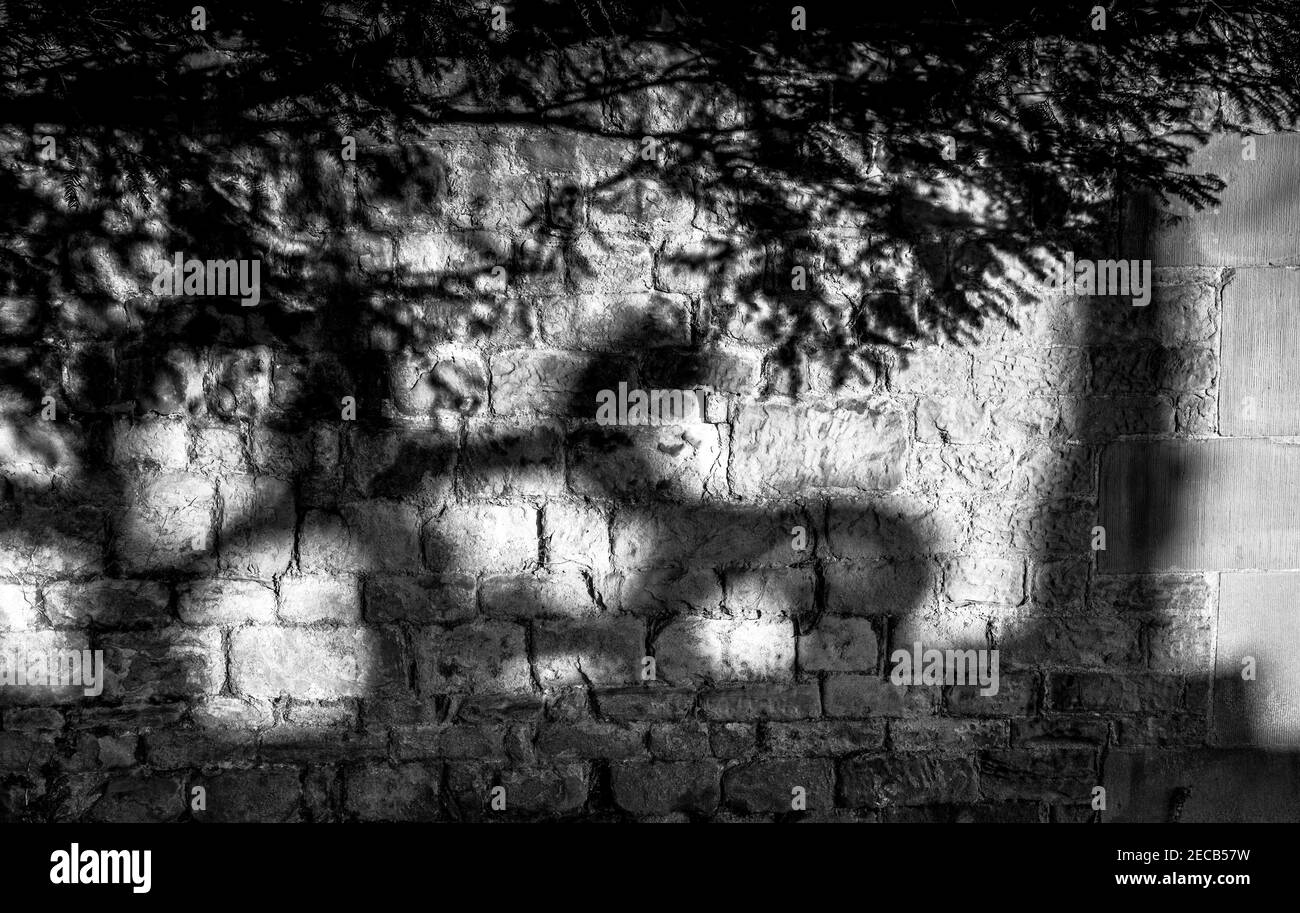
[0,121,1295,823]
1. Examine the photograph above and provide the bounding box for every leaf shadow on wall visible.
[1,0,1299,820]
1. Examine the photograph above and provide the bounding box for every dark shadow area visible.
[0,1,1298,821]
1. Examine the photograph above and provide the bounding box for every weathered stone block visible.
[425,503,539,574]
[656,615,795,683]
[416,622,532,694]
[193,768,302,823]
[723,759,834,814]
[535,720,648,759]
[102,628,224,701]
[649,721,710,760]
[798,616,879,673]
[699,683,821,721]
[822,675,936,718]
[462,421,564,497]
[943,557,1025,606]
[492,350,622,416]
[731,401,908,497]
[480,571,600,619]
[765,720,886,756]
[824,561,933,616]
[230,627,403,699]
[364,575,476,624]
[278,575,362,624]
[569,424,727,501]
[300,502,421,574]
[840,754,980,808]
[346,762,443,821]
[978,748,1096,802]
[611,761,721,816]
[178,578,276,625]
[534,617,644,689]
[116,473,216,574]
[890,718,1007,752]
[539,293,690,349]
[612,503,806,568]
[43,580,170,629]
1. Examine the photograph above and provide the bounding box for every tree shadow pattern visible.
[0,1,1297,821]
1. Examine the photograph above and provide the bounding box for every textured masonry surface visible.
[1,123,1299,822]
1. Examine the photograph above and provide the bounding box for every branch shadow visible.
[0,0,1298,821]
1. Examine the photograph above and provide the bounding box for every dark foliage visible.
[1,1,1297,400]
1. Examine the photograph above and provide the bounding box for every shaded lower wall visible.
[0,127,1296,822]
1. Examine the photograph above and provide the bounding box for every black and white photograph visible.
[0,0,1291,895]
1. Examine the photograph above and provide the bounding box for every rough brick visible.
[300,502,421,574]
[822,675,936,718]
[279,576,362,624]
[102,628,224,701]
[481,571,600,619]
[826,496,968,560]
[416,622,532,694]
[569,423,727,501]
[944,557,1025,606]
[230,627,403,699]
[543,502,611,575]
[711,722,757,759]
[765,721,886,756]
[649,721,710,760]
[492,350,621,416]
[43,579,170,629]
[948,671,1039,718]
[731,402,908,496]
[700,683,821,721]
[393,725,510,762]
[365,575,476,624]
[193,768,303,823]
[497,764,590,816]
[87,775,185,823]
[425,503,539,574]
[613,503,806,569]
[0,582,39,630]
[824,561,934,616]
[595,686,695,721]
[723,759,834,814]
[462,420,564,497]
[346,762,443,821]
[534,617,644,689]
[656,615,796,683]
[890,718,1008,752]
[798,616,879,673]
[218,474,295,578]
[178,578,276,625]
[536,720,648,759]
[116,473,216,574]
[618,567,723,615]
[611,761,721,816]
[840,754,980,808]
[345,429,457,502]
[979,748,1097,802]
[1049,672,1182,714]
[539,293,690,349]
